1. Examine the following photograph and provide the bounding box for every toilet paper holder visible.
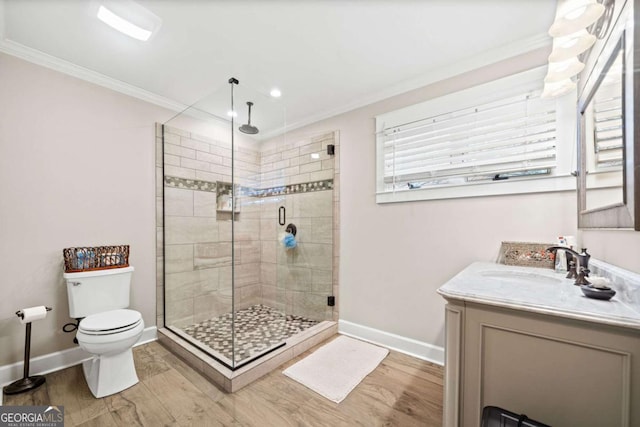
[16,307,52,319]
[3,306,53,395]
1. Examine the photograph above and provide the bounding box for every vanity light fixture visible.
[96,0,162,42]
[542,0,612,99]
[541,79,576,99]
[549,0,605,37]
[544,57,585,83]
[548,29,596,62]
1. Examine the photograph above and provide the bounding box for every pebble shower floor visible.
[181,304,319,364]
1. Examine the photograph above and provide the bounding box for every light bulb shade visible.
[549,0,605,37]
[548,29,596,62]
[541,79,576,99]
[544,57,585,83]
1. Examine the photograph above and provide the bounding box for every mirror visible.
[582,42,623,212]
[577,1,639,230]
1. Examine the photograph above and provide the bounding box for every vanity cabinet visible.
[444,300,640,426]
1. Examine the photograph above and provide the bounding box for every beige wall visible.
[582,230,640,273]
[0,53,172,365]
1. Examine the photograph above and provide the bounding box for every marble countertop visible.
[437,261,640,331]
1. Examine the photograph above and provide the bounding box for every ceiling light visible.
[96,0,162,41]
[548,29,596,62]
[549,0,605,37]
[541,79,576,99]
[270,88,282,98]
[544,57,585,83]
[98,6,151,41]
[227,110,237,117]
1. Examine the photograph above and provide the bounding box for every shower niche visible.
[215,181,239,220]
[156,78,339,391]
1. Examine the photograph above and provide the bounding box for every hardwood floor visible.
[3,335,443,426]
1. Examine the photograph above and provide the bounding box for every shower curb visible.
[157,321,337,393]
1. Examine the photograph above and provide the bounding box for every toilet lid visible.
[80,309,142,333]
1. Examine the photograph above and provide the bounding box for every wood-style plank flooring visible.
[3,335,443,426]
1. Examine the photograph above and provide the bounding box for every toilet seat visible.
[79,309,142,335]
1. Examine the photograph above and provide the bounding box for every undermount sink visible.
[479,270,562,285]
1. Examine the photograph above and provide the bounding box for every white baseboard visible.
[0,325,157,402]
[338,320,444,366]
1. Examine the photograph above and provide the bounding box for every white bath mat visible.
[282,335,389,403]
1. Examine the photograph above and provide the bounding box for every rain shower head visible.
[239,101,259,135]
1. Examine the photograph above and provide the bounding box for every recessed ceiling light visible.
[270,88,282,98]
[96,1,162,42]
[227,110,237,117]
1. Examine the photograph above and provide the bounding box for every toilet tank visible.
[64,266,135,318]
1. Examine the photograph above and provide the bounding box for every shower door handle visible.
[278,206,286,226]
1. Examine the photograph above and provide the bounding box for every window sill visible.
[376,175,576,204]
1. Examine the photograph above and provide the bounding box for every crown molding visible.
[0,38,188,113]
[1,29,550,141]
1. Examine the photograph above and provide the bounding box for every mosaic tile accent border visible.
[164,176,217,192]
[247,179,333,197]
[165,175,333,197]
[497,241,555,269]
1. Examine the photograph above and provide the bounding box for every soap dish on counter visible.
[581,284,616,301]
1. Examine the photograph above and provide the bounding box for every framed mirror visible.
[577,1,639,230]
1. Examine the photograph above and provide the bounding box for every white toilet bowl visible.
[76,309,144,398]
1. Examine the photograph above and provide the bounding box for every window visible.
[375,67,577,203]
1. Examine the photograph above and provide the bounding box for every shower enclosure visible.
[159,79,336,370]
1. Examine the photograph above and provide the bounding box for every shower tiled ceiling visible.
[0,0,556,135]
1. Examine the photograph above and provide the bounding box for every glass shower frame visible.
[161,79,334,370]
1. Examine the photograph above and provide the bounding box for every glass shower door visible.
[272,132,335,327]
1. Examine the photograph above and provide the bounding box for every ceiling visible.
[0,0,556,136]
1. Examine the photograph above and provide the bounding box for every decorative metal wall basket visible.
[63,245,130,273]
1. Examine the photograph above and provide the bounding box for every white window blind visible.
[380,90,557,192]
[375,66,577,203]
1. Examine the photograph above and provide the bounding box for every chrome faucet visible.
[546,246,591,286]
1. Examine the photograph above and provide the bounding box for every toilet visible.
[63,266,144,398]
